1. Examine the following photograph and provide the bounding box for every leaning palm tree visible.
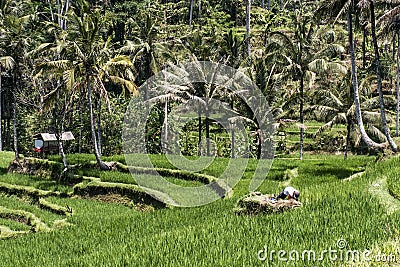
[317,0,387,150]
[310,73,391,159]
[358,0,397,152]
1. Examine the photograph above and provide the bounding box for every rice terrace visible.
[2,0,400,266]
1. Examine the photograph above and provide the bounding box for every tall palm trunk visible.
[13,88,18,159]
[57,130,68,174]
[299,73,304,160]
[246,0,251,57]
[96,98,102,156]
[230,100,235,158]
[198,0,201,17]
[55,89,68,172]
[198,105,202,156]
[189,0,194,27]
[163,99,168,153]
[362,23,367,69]
[0,64,2,151]
[344,117,351,160]
[396,31,400,137]
[6,84,10,149]
[348,9,383,149]
[205,107,210,156]
[86,72,109,170]
[370,1,397,152]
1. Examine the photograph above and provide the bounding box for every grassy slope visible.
[0,152,398,266]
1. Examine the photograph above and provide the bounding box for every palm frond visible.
[108,75,138,95]
[0,55,15,70]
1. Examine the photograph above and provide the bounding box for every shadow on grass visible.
[0,168,8,175]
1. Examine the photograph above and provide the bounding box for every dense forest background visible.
[1,0,400,166]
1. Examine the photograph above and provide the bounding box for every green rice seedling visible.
[0,151,396,267]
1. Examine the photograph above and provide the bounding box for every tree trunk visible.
[348,9,384,150]
[198,106,202,156]
[344,117,351,160]
[246,0,251,57]
[53,87,68,172]
[189,0,194,27]
[58,130,68,174]
[198,0,202,19]
[396,31,400,137]
[0,64,2,151]
[362,23,367,69]
[370,2,397,152]
[13,89,18,159]
[163,100,168,153]
[79,109,82,154]
[86,72,109,170]
[205,107,210,156]
[231,125,235,158]
[256,129,262,159]
[230,100,235,158]
[299,73,304,160]
[96,98,102,156]
[268,0,271,10]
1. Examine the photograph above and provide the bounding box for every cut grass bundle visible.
[234,191,302,215]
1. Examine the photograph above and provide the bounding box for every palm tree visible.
[358,0,397,152]
[317,0,386,150]
[120,9,171,152]
[246,0,251,57]
[0,0,33,158]
[268,13,347,159]
[39,1,136,169]
[377,2,400,136]
[310,73,389,159]
[0,56,14,151]
[189,0,194,27]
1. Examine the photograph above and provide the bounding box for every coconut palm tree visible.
[317,0,386,150]
[38,1,136,169]
[0,0,34,159]
[377,2,400,136]
[246,0,251,57]
[358,0,397,152]
[0,56,15,151]
[267,12,347,159]
[310,72,390,159]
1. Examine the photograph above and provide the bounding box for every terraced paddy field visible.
[0,151,399,266]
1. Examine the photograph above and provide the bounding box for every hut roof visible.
[33,131,75,141]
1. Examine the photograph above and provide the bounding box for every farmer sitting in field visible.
[276,186,300,201]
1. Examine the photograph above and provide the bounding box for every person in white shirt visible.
[276,186,300,201]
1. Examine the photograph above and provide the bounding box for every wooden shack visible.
[33,132,75,153]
